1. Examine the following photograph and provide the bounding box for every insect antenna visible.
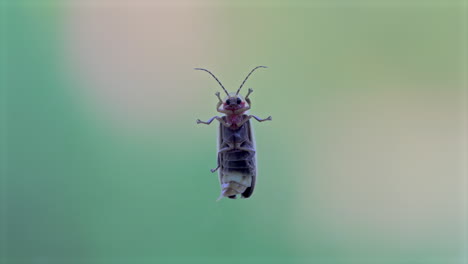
[236,66,268,95]
[194,68,230,96]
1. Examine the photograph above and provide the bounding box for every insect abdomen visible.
[218,120,256,199]
[219,150,256,199]
[220,147,256,198]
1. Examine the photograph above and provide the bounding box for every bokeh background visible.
[1,0,467,263]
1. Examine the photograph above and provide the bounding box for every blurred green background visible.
[1,0,467,263]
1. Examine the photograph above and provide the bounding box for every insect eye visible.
[236,98,241,104]
[225,100,230,105]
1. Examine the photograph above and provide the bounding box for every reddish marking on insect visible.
[226,114,242,128]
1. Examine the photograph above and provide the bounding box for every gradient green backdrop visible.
[1,0,467,263]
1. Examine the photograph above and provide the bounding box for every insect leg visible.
[234,90,252,114]
[237,115,252,127]
[251,115,272,122]
[218,145,235,154]
[196,116,219,125]
[234,104,251,115]
[234,142,256,154]
[196,116,230,127]
[211,144,235,173]
[245,88,253,101]
[210,164,220,173]
[215,93,233,115]
[237,115,271,126]
[242,88,253,109]
[215,92,223,103]
[216,104,231,115]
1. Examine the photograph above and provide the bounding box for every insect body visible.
[195,66,272,200]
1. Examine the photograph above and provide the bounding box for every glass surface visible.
[1,0,467,263]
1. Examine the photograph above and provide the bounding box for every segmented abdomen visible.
[219,150,256,199]
[222,150,255,174]
[218,119,256,199]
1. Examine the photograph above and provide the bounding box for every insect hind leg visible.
[211,144,235,173]
[210,165,219,173]
[210,152,222,173]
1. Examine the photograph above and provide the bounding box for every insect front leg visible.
[214,92,232,116]
[245,88,253,101]
[244,88,253,108]
[234,105,250,115]
[233,88,253,115]
[215,91,223,103]
[216,104,231,115]
[214,92,233,116]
